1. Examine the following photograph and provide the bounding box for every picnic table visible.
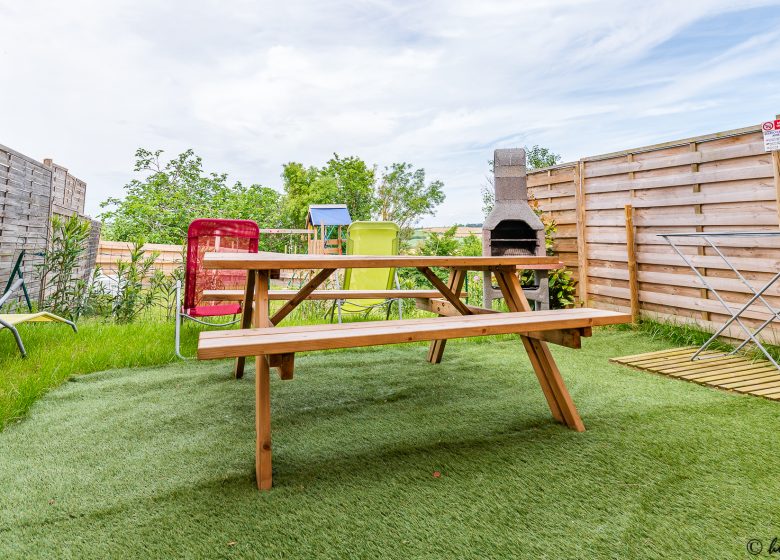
[198,252,631,490]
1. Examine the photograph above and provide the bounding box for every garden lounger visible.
[331,221,403,322]
[0,279,77,358]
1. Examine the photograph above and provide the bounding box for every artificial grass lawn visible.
[1,329,779,558]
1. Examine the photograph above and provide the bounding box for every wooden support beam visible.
[418,267,471,316]
[270,353,295,380]
[254,270,272,490]
[773,150,780,228]
[234,270,256,379]
[690,141,710,321]
[624,204,640,323]
[495,270,585,431]
[425,268,466,364]
[270,268,336,325]
[415,297,588,348]
[574,159,589,305]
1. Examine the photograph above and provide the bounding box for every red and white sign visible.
[763,119,780,152]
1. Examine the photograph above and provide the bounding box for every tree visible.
[526,145,562,170]
[280,154,376,227]
[100,149,282,244]
[323,154,375,222]
[481,145,562,217]
[374,162,445,240]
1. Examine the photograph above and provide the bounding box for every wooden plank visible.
[527,169,575,187]
[586,184,776,210]
[683,365,769,382]
[585,164,773,195]
[203,253,562,271]
[255,342,273,491]
[590,284,778,323]
[716,371,780,388]
[584,141,767,178]
[253,269,273,490]
[586,212,779,227]
[661,356,747,375]
[498,271,585,432]
[426,269,467,364]
[416,297,588,348]
[198,308,632,358]
[629,352,719,368]
[493,271,565,425]
[610,347,697,362]
[685,363,776,382]
[269,268,336,325]
[233,270,256,379]
[204,289,453,301]
[624,205,639,322]
[203,309,607,339]
[589,267,780,298]
[418,267,471,316]
[624,350,707,366]
[735,380,780,394]
[773,150,780,227]
[416,298,492,316]
[574,160,588,304]
[274,353,295,380]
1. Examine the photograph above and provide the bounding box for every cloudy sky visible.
[2,0,780,225]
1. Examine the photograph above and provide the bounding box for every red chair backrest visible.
[184,219,259,313]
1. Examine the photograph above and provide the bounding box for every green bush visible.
[35,214,92,319]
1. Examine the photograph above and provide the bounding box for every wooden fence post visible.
[624,204,640,323]
[774,114,780,228]
[574,160,589,306]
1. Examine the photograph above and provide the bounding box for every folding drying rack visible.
[659,231,780,370]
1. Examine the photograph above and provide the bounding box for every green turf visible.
[1,330,778,559]
[0,304,421,430]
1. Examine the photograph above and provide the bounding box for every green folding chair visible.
[331,221,402,322]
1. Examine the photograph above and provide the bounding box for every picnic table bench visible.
[202,289,455,301]
[197,253,631,491]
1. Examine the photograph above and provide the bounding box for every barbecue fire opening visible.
[489,220,538,256]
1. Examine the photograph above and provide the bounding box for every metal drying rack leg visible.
[659,232,780,371]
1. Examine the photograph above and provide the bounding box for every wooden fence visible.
[529,123,780,342]
[0,143,99,303]
[96,241,183,277]
[91,122,780,344]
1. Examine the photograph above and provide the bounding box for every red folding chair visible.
[175,218,259,358]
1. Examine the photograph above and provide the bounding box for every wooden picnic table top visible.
[202,252,562,271]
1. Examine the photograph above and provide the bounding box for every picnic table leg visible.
[234,270,257,379]
[495,269,585,432]
[254,270,273,490]
[426,268,466,364]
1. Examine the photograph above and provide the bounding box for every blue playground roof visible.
[307,204,352,226]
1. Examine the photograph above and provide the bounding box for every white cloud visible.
[1,0,779,226]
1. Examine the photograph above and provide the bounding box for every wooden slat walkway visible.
[611,347,780,400]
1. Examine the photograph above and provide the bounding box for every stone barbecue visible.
[482,148,550,310]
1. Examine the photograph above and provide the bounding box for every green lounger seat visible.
[0,279,77,357]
